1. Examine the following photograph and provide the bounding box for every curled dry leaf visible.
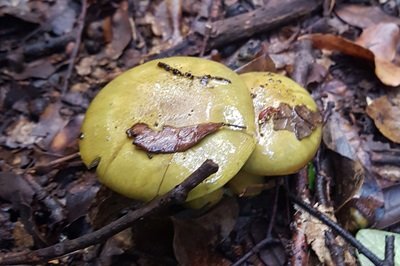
[105,1,132,60]
[376,185,400,229]
[301,34,374,61]
[366,93,400,144]
[302,24,400,86]
[259,102,322,140]
[126,122,224,153]
[234,53,276,74]
[335,4,400,29]
[227,39,264,70]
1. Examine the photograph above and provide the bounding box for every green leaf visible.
[356,229,400,265]
[307,162,316,191]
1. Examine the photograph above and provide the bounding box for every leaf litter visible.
[1,0,400,265]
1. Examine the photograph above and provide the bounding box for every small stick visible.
[28,152,80,173]
[0,160,219,265]
[383,235,395,266]
[61,0,87,94]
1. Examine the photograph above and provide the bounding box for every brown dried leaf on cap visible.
[259,103,322,140]
[126,122,227,153]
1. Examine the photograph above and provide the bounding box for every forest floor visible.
[1,0,400,265]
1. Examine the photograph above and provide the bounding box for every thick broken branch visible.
[156,0,322,58]
[0,160,219,265]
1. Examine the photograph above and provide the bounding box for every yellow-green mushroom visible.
[79,57,256,203]
[228,72,322,195]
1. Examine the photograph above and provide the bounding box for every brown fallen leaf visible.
[356,23,399,63]
[6,59,56,80]
[335,4,400,29]
[50,114,84,154]
[12,221,34,249]
[126,122,225,153]
[173,198,238,266]
[227,39,264,70]
[366,93,400,144]
[259,103,322,140]
[301,34,374,61]
[298,203,356,265]
[235,53,276,74]
[104,1,132,60]
[376,184,400,228]
[302,28,400,86]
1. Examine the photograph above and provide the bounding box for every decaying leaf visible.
[173,198,238,266]
[329,152,364,211]
[302,24,400,86]
[12,221,34,249]
[104,1,132,60]
[366,93,400,144]
[298,203,356,265]
[335,4,400,29]
[227,39,264,70]
[332,153,385,231]
[356,23,400,63]
[259,102,322,140]
[235,53,276,74]
[50,114,84,154]
[6,59,56,80]
[376,184,400,229]
[301,34,374,61]
[126,122,227,153]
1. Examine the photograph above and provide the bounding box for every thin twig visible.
[28,152,80,174]
[61,0,87,94]
[288,193,385,266]
[0,159,219,265]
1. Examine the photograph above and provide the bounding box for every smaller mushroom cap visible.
[241,72,322,176]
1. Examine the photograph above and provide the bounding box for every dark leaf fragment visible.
[259,103,322,140]
[173,198,238,266]
[126,122,224,153]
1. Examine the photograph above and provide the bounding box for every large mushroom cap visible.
[79,57,255,201]
[241,72,322,176]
